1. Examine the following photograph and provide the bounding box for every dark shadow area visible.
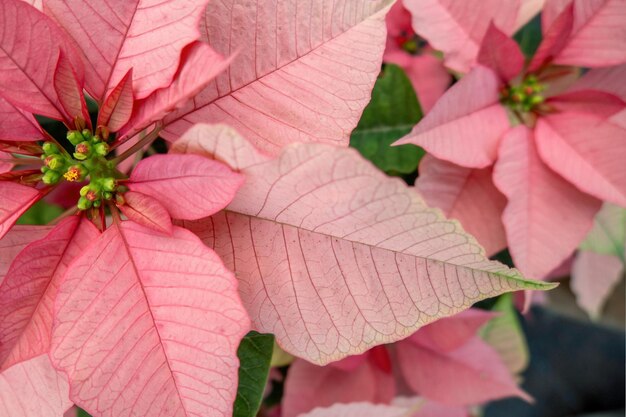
[485,307,625,417]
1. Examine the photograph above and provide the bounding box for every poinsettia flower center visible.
[40,119,126,210]
[500,74,546,114]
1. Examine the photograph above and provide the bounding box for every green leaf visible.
[234,331,275,417]
[350,64,424,175]
[77,408,93,417]
[514,14,542,58]
[481,294,529,375]
[16,200,64,225]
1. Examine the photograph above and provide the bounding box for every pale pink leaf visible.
[170,124,271,171]
[0,182,42,240]
[392,398,470,417]
[0,225,52,283]
[117,191,173,235]
[416,155,507,256]
[178,125,554,364]
[161,0,393,155]
[493,126,602,279]
[397,336,531,406]
[120,42,231,140]
[44,0,209,101]
[403,0,524,73]
[50,221,250,417]
[383,50,451,114]
[97,69,134,132]
[298,403,409,417]
[394,66,509,168]
[283,355,395,417]
[0,97,44,142]
[0,216,99,371]
[53,51,89,126]
[535,114,626,207]
[515,0,546,28]
[572,251,624,319]
[477,23,524,82]
[553,0,626,68]
[542,0,572,29]
[128,154,244,220]
[0,354,71,417]
[417,309,498,352]
[0,0,84,119]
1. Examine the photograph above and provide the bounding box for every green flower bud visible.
[67,130,84,146]
[40,166,49,174]
[103,192,113,200]
[77,196,93,210]
[93,200,102,208]
[81,129,93,140]
[42,142,59,155]
[80,185,91,197]
[94,142,109,157]
[44,155,64,170]
[73,141,92,160]
[85,190,99,202]
[101,177,116,192]
[63,165,86,182]
[42,170,61,185]
[530,95,544,105]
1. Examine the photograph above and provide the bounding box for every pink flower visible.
[397,1,626,280]
[383,1,451,113]
[282,309,526,417]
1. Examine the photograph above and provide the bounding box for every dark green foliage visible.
[350,64,424,175]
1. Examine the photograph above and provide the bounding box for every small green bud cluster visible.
[501,75,546,113]
[77,179,125,210]
[67,129,110,160]
[40,142,68,185]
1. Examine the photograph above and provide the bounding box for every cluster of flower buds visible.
[40,119,123,210]
[500,75,546,113]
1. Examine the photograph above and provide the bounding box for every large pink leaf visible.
[44,0,209,101]
[0,182,43,240]
[546,90,625,119]
[394,66,509,169]
[493,126,601,279]
[0,151,12,173]
[117,191,173,235]
[128,153,244,220]
[572,251,624,319]
[0,354,71,417]
[0,225,52,283]
[535,113,626,207]
[50,221,250,417]
[416,155,507,256]
[177,124,554,364]
[283,352,395,417]
[161,0,393,155]
[402,0,527,73]
[120,42,231,140]
[397,335,530,406]
[0,0,83,119]
[476,23,524,82]
[0,216,99,370]
[552,0,626,67]
[0,97,44,142]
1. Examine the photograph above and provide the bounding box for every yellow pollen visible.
[64,170,79,182]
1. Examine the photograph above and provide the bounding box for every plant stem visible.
[110,125,162,165]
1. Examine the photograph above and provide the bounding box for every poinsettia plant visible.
[1,0,622,416]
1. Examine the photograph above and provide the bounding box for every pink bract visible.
[396,6,626,280]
